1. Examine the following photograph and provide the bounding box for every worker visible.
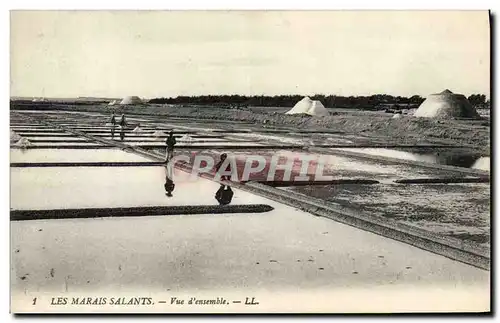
[214,153,231,181]
[119,114,126,128]
[165,131,177,162]
[110,112,116,139]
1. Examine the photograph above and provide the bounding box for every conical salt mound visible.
[392,114,402,119]
[14,138,31,147]
[472,157,490,171]
[414,89,480,119]
[152,130,167,137]
[440,89,453,95]
[119,96,142,105]
[286,97,329,116]
[132,126,142,133]
[179,134,194,143]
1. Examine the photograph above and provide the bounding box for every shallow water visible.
[10,148,152,163]
[338,148,489,171]
[10,166,245,210]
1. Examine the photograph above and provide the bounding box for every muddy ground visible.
[285,183,490,246]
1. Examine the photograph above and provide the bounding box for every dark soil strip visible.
[10,162,165,168]
[79,130,198,134]
[261,179,380,187]
[15,133,72,136]
[11,204,274,221]
[13,145,113,149]
[132,144,461,150]
[10,127,56,130]
[15,134,78,137]
[21,139,92,143]
[395,177,490,184]
[119,139,231,143]
[133,144,296,149]
[312,144,459,148]
[93,134,227,139]
[12,129,65,133]
[210,130,253,133]
[70,127,171,130]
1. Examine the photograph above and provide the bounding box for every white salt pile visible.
[414,89,480,119]
[471,157,490,171]
[179,134,194,143]
[14,138,31,147]
[286,97,329,117]
[152,130,167,137]
[10,130,21,143]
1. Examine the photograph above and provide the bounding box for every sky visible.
[10,10,490,98]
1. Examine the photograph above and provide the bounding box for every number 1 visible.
[32,297,37,305]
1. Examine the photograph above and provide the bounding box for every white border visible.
[2,0,499,10]
[2,1,498,322]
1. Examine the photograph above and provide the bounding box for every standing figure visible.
[214,153,231,181]
[110,112,116,139]
[165,131,177,162]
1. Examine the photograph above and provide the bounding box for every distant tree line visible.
[149,94,427,110]
[467,94,489,108]
[148,93,489,109]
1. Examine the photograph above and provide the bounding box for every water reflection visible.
[341,148,489,171]
[164,177,175,197]
[164,162,175,197]
[214,153,234,205]
[215,185,234,205]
